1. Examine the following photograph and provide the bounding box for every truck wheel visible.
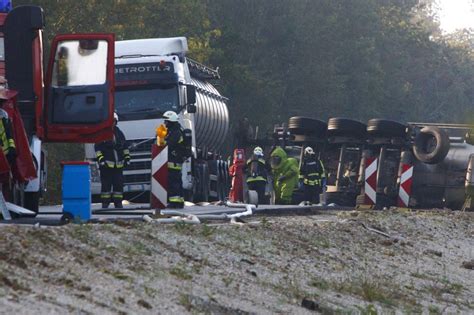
[60,212,74,225]
[413,126,450,164]
[193,161,210,202]
[367,119,407,138]
[327,118,367,138]
[23,192,39,217]
[288,116,327,137]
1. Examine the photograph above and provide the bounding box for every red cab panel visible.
[44,33,115,143]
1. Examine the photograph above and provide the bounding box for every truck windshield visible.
[115,84,179,121]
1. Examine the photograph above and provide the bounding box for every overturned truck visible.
[273,117,474,210]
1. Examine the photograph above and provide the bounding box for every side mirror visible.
[187,104,197,113]
[186,84,196,105]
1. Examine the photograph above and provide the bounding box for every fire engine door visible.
[44,33,115,143]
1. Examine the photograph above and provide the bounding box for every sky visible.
[437,0,474,33]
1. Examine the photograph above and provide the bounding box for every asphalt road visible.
[0,202,349,226]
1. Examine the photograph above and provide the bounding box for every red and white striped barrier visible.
[364,157,378,205]
[150,144,168,209]
[397,164,413,207]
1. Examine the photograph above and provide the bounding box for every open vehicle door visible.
[43,34,115,142]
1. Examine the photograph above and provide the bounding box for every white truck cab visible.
[85,37,230,202]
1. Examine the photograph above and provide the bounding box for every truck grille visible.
[127,160,151,171]
[127,139,154,153]
[123,139,154,187]
[125,173,151,184]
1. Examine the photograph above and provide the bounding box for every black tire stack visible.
[288,116,327,141]
[367,119,407,139]
[327,117,367,140]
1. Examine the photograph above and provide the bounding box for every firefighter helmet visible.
[304,147,315,155]
[253,146,263,156]
[163,111,179,122]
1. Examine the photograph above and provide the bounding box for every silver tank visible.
[411,140,474,209]
[191,78,229,152]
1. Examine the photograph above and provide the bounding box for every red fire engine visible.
[0,3,116,215]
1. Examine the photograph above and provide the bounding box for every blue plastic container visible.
[62,162,91,222]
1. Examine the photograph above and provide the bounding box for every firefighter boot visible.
[101,193,111,209]
[113,193,124,208]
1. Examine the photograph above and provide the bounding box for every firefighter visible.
[270,146,299,204]
[246,146,268,204]
[95,112,130,208]
[299,146,326,204]
[0,108,16,165]
[163,110,187,208]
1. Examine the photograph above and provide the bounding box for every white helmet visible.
[113,112,119,122]
[163,110,179,122]
[304,146,315,155]
[253,146,263,156]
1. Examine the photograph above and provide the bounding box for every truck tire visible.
[23,192,39,217]
[60,212,74,225]
[193,161,210,202]
[327,118,366,138]
[288,116,327,137]
[413,126,450,164]
[367,119,407,138]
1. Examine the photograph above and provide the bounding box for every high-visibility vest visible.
[0,117,15,156]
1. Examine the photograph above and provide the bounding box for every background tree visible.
[13,0,474,203]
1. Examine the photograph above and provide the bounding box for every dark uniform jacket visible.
[246,154,268,183]
[165,123,186,166]
[95,126,130,168]
[300,157,326,186]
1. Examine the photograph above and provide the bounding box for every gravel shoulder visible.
[0,209,473,314]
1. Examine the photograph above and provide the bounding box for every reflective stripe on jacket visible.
[246,156,268,183]
[168,162,182,170]
[300,158,325,186]
[94,126,129,169]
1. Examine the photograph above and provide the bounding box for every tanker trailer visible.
[85,37,230,203]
